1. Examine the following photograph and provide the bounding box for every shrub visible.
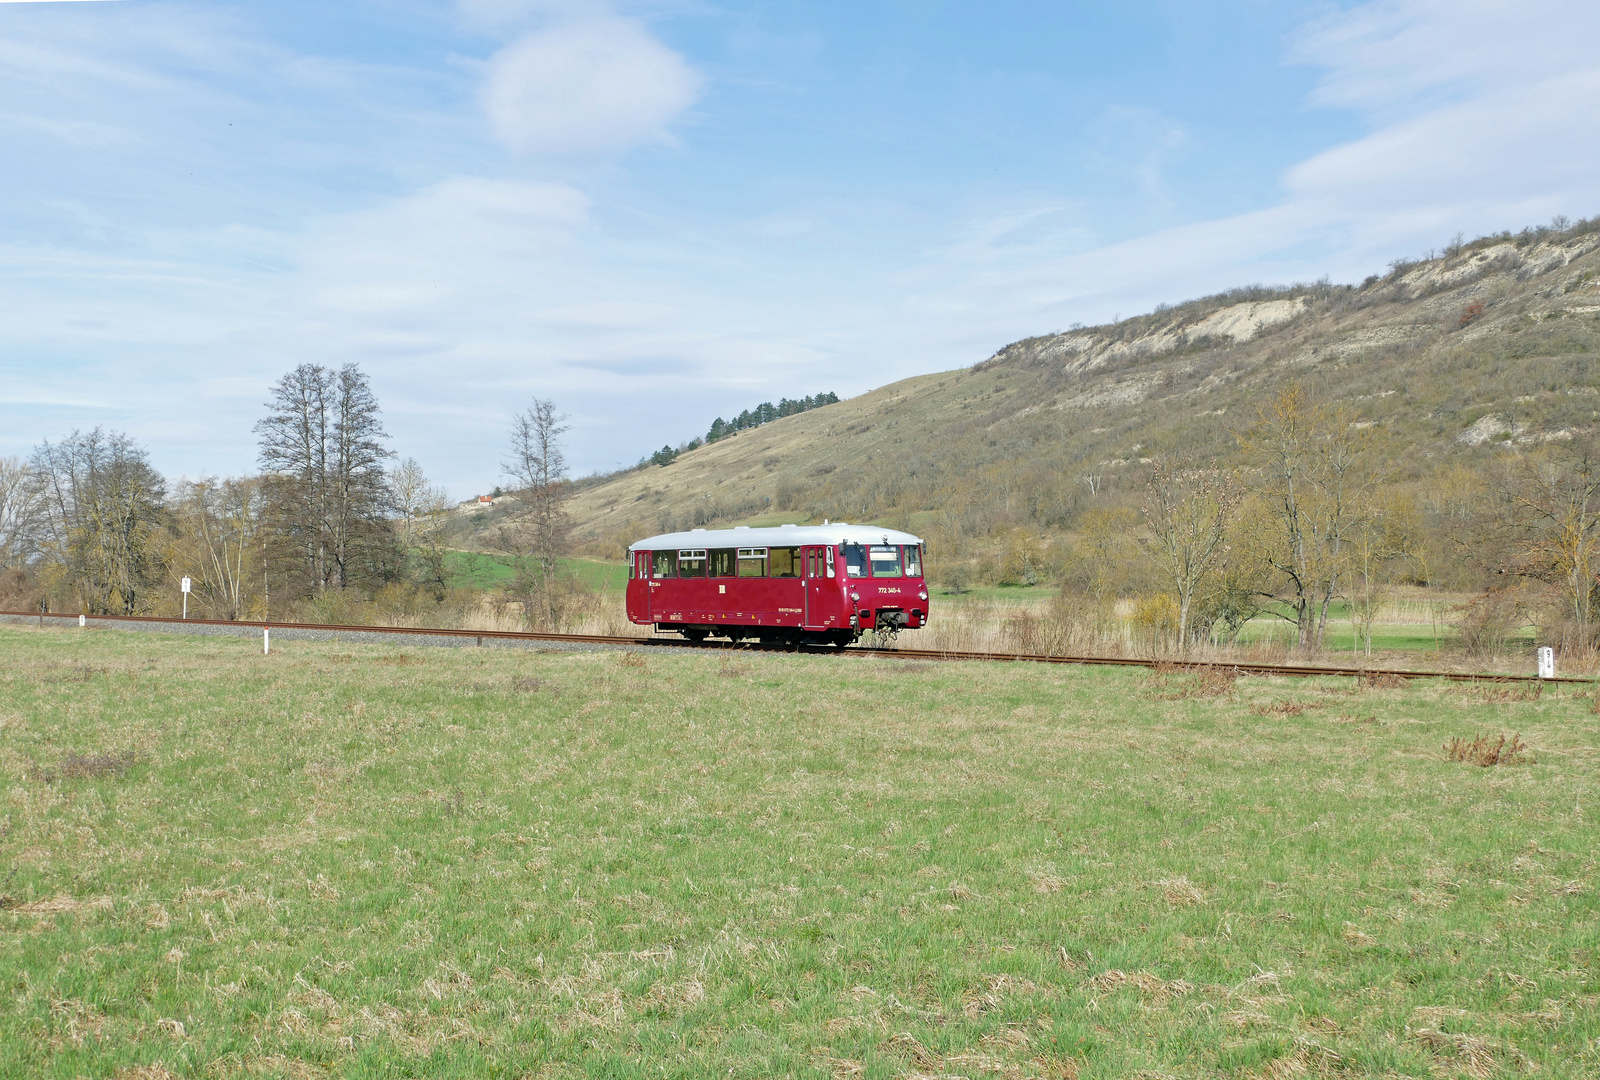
[1451,591,1521,654]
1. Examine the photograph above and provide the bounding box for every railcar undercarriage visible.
[656,623,858,647]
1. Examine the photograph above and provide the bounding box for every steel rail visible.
[1,609,1584,685]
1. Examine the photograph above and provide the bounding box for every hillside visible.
[558,220,1600,575]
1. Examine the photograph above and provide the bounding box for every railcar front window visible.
[678,549,707,578]
[709,549,736,577]
[769,547,800,578]
[736,547,767,578]
[843,544,866,578]
[904,545,922,578]
[652,551,676,578]
[869,545,903,577]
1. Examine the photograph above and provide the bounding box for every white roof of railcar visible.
[629,523,923,552]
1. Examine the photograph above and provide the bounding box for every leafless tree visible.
[256,363,395,597]
[1237,384,1378,650]
[29,429,167,613]
[164,477,265,620]
[502,398,571,629]
[1488,436,1600,648]
[0,455,41,569]
[1138,464,1239,651]
[391,457,454,601]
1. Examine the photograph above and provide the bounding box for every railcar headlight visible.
[919,591,928,601]
[850,591,860,602]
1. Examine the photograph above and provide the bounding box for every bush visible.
[1451,591,1522,654]
[0,568,43,611]
[1131,593,1179,649]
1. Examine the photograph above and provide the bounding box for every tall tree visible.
[0,455,40,569]
[502,398,571,629]
[29,429,166,614]
[1237,384,1378,650]
[256,363,394,597]
[1487,435,1600,647]
[1137,464,1239,651]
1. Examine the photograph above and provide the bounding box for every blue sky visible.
[3,0,1598,495]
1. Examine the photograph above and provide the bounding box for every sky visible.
[2,0,1598,496]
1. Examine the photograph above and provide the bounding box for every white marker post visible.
[79,614,86,628]
[181,576,191,619]
[263,626,271,655]
[1538,645,1555,680]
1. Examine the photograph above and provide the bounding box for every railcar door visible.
[803,545,834,628]
[634,551,652,621]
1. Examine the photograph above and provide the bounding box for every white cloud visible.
[932,0,1600,338]
[481,15,701,157]
[1293,0,1600,114]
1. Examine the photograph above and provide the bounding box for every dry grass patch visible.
[1088,969,1193,1000]
[30,749,135,782]
[1412,1027,1530,1079]
[1444,732,1530,766]
[1154,876,1206,907]
[1474,681,1542,703]
[1148,664,1237,699]
[1250,700,1306,717]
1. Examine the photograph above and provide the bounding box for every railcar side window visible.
[677,549,707,578]
[904,545,922,577]
[843,543,866,578]
[736,547,767,578]
[709,549,736,577]
[869,545,903,577]
[769,547,800,578]
[652,550,677,578]
[826,546,835,577]
[635,552,650,579]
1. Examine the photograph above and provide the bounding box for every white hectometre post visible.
[1538,646,1555,680]
[263,627,270,655]
[181,576,191,620]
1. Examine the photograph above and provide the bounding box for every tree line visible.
[1,364,579,630]
[637,392,842,469]
[1050,383,1600,656]
[706,393,839,443]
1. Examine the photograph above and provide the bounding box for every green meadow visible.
[443,553,629,596]
[2,625,1596,1078]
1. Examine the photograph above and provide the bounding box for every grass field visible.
[3,626,1597,1078]
[444,553,630,595]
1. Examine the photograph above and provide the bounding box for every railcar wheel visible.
[682,628,708,643]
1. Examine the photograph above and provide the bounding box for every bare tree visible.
[390,457,454,601]
[502,399,571,629]
[256,363,394,598]
[0,455,40,569]
[1137,464,1239,651]
[391,457,431,541]
[1237,384,1378,651]
[29,429,166,614]
[1489,436,1600,648]
[164,477,265,620]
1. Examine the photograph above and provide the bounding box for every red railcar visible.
[626,524,928,645]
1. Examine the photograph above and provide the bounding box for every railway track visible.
[2,609,1582,685]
